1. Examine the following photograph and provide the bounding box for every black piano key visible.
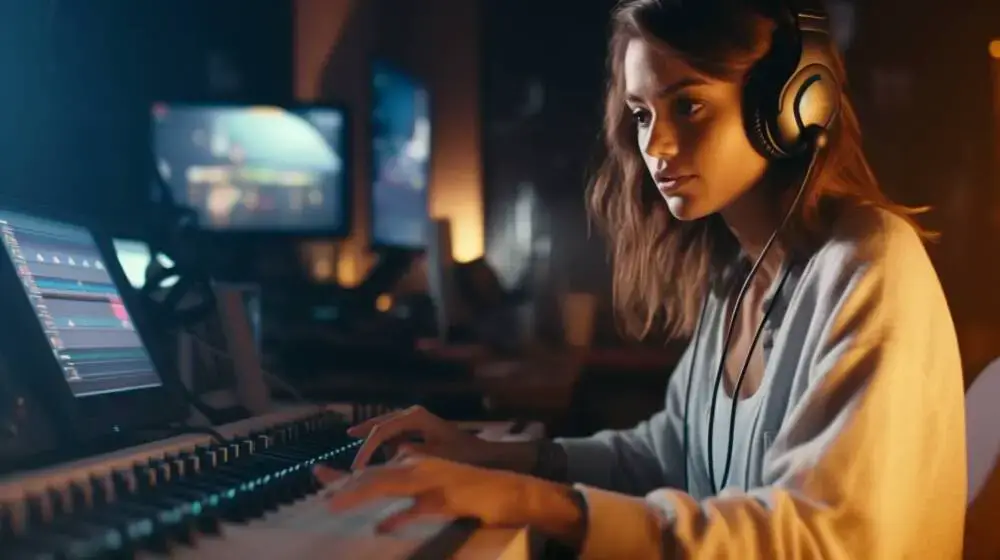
[24,493,47,530]
[47,487,68,519]
[110,471,133,502]
[89,475,110,507]
[68,482,89,514]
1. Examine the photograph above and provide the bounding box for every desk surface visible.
[301,353,583,419]
[455,527,533,560]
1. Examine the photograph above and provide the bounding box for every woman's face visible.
[623,38,769,222]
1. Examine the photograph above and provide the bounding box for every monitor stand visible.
[180,283,270,425]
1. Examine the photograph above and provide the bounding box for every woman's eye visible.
[630,108,652,127]
[674,98,705,119]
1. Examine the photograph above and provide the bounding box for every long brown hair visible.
[588,0,926,341]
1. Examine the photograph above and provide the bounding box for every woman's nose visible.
[642,120,679,160]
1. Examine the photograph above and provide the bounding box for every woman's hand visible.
[349,406,530,471]
[315,455,585,548]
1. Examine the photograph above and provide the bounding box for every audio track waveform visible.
[54,317,132,330]
[28,251,106,271]
[34,278,118,296]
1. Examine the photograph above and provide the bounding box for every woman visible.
[317,1,967,557]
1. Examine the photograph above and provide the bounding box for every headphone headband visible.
[795,9,831,34]
[742,0,840,159]
[789,0,830,17]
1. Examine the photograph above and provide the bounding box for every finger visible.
[350,405,435,438]
[385,443,434,464]
[327,463,424,512]
[351,408,440,470]
[393,443,424,459]
[376,490,447,534]
[312,465,349,486]
[347,408,408,437]
[348,405,431,437]
[351,432,387,471]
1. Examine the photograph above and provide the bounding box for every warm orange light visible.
[311,258,335,282]
[449,219,485,263]
[375,294,393,312]
[248,106,282,115]
[301,241,338,283]
[337,248,363,287]
[990,40,1000,59]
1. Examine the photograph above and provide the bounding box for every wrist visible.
[477,440,539,473]
[522,479,587,551]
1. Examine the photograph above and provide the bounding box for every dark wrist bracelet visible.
[544,486,589,558]
[568,487,589,551]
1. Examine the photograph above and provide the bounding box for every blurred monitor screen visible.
[152,103,349,234]
[371,62,431,249]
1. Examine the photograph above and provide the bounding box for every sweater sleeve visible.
[573,220,967,559]
[554,342,694,496]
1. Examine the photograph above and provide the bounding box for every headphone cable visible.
[705,126,827,494]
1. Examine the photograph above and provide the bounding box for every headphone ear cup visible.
[139,248,218,329]
[749,106,783,160]
[742,69,784,160]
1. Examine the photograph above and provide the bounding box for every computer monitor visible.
[0,212,166,399]
[111,238,178,290]
[370,61,431,249]
[151,102,350,235]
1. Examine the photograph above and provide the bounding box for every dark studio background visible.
[1,0,1000,554]
[7,0,996,366]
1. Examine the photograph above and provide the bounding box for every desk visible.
[454,527,535,559]
[300,352,582,429]
[299,345,683,436]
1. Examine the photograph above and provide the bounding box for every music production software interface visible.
[152,103,348,232]
[0,212,164,398]
[371,62,431,249]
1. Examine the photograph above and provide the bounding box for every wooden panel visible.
[294,0,484,287]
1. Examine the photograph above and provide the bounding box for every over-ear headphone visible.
[683,1,841,496]
[743,0,841,159]
[139,208,217,329]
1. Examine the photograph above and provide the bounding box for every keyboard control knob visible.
[110,470,132,499]
[68,482,88,513]
[89,475,109,507]
[46,487,66,518]
[24,493,45,529]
